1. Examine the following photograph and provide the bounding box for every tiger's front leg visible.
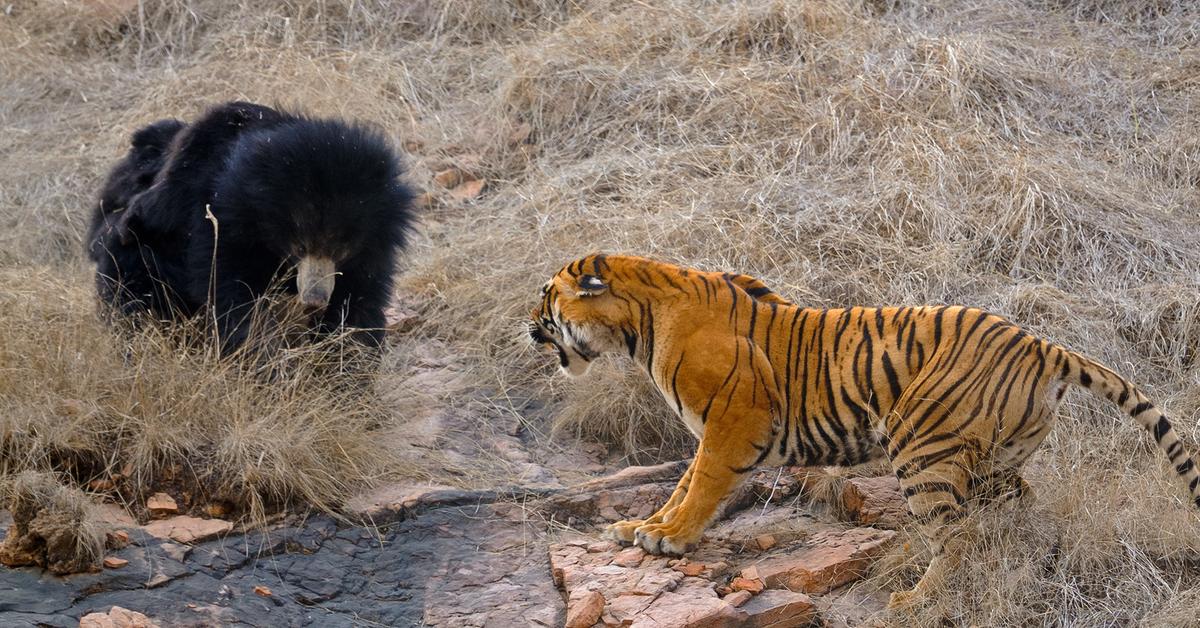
[622,336,778,555]
[631,441,756,555]
[605,461,696,543]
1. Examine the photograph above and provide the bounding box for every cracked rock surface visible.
[0,467,905,627]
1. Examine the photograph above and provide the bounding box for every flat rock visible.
[565,590,606,628]
[746,527,896,595]
[141,516,232,544]
[840,476,908,529]
[79,606,160,628]
[739,589,816,627]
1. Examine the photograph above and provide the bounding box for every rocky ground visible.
[0,459,910,627]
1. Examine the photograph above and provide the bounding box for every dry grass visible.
[4,0,1200,622]
[0,471,106,574]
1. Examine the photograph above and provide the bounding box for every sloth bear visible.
[87,101,417,353]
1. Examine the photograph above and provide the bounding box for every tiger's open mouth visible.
[528,319,593,376]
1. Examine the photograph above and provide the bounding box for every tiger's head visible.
[529,254,635,377]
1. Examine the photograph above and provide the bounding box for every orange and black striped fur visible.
[529,254,1200,609]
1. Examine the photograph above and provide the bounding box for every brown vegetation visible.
[3,0,1200,623]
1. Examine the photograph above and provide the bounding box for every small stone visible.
[754,534,778,551]
[565,590,605,628]
[106,530,130,549]
[672,560,706,577]
[160,542,190,563]
[254,585,273,597]
[103,556,128,569]
[146,493,178,517]
[402,139,424,153]
[433,168,463,188]
[730,576,764,594]
[89,478,116,492]
[145,573,172,588]
[725,590,753,607]
[449,178,485,201]
[612,547,644,568]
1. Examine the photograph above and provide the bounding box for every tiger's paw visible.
[633,523,699,556]
[603,519,644,544]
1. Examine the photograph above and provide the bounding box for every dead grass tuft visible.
[0,471,106,575]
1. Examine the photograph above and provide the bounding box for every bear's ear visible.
[576,274,607,297]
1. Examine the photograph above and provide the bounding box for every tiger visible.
[528,253,1200,610]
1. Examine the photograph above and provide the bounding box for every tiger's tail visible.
[1057,347,1200,509]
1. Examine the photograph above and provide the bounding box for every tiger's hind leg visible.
[605,461,695,543]
[887,447,978,611]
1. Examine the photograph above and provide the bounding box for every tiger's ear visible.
[576,274,608,297]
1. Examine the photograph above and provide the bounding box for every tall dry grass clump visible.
[0,268,406,521]
[4,0,1200,622]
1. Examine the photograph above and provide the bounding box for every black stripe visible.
[881,352,901,404]
[1152,416,1171,442]
[670,352,686,415]
[1132,401,1154,417]
[1117,387,1129,406]
[1176,459,1195,475]
[1078,370,1092,387]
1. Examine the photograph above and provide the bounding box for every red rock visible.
[106,530,130,549]
[145,493,177,517]
[450,178,486,201]
[750,527,896,595]
[754,534,778,551]
[565,590,605,628]
[630,590,741,627]
[433,168,463,188]
[740,589,816,627]
[415,192,438,210]
[254,585,272,597]
[102,556,128,569]
[730,576,764,594]
[841,476,908,528]
[612,547,645,568]
[142,516,233,544]
[79,605,160,628]
[724,590,753,607]
[673,560,706,577]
